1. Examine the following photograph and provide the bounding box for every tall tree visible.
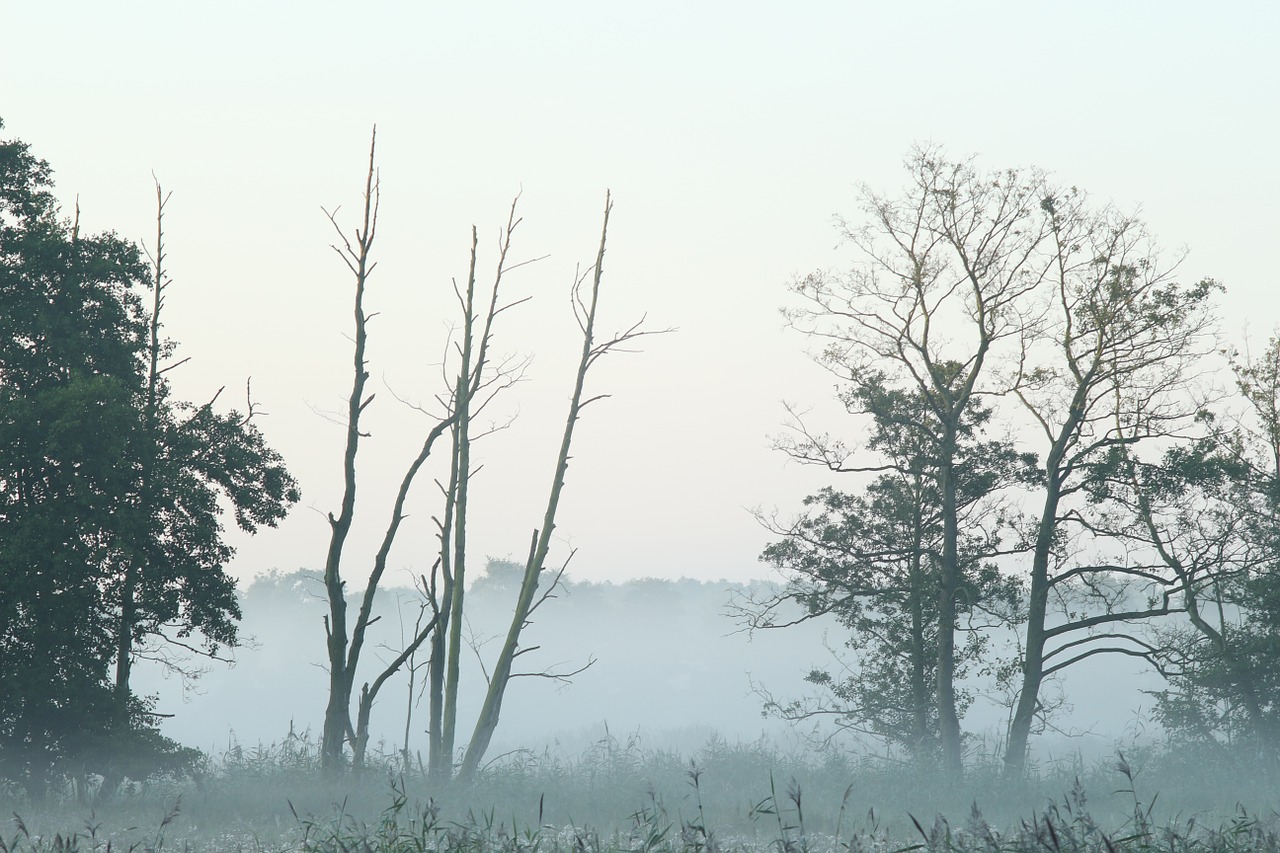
[428,203,531,781]
[782,149,1052,776]
[455,192,663,782]
[0,120,298,799]
[0,123,147,796]
[749,388,1027,764]
[318,129,460,778]
[1001,191,1219,773]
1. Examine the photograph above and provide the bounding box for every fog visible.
[6,2,1280,847]
[133,562,1163,764]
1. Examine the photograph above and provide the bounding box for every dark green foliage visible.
[760,386,1028,762]
[0,119,298,798]
[1078,337,1280,769]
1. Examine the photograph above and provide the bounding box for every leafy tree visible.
[1001,190,1219,774]
[0,120,298,799]
[774,149,1227,776]
[777,149,1052,776]
[1127,337,1280,768]
[751,386,1026,764]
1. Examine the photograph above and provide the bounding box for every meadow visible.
[3,730,1279,853]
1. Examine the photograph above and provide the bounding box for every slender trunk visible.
[442,378,472,763]
[402,605,426,769]
[935,426,964,779]
[321,130,378,778]
[435,229,481,781]
[403,657,415,769]
[908,472,929,763]
[426,572,451,779]
[457,194,615,783]
[1004,474,1059,774]
[428,436,459,781]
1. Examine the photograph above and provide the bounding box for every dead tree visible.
[455,191,667,783]
[318,129,457,778]
[426,201,534,781]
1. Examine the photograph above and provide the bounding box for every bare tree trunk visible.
[458,192,660,782]
[401,597,430,770]
[424,205,531,782]
[113,182,172,729]
[427,510,454,780]
[441,230,480,770]
[317,131,460,780]
[320,129,379,778]
[351,588,439,774]
[428,422,460,780]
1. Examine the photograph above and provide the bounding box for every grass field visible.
[3,731,1278,853]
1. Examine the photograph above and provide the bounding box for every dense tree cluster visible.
[0,121,299,799]
[754,149,1279,777]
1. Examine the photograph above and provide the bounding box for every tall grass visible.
[3,730,1279,852]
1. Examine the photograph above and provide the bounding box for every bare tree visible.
[318,130,458,777]
[456,191,667,782]
[316,141,655,781]
[427,203,535,781]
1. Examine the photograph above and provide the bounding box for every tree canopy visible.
[0,119,299,799]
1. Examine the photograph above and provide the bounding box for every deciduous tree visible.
[1000,190,1218,773]
[749,388,1027,764]
[0,120,298,799]
[779,149,1051,776]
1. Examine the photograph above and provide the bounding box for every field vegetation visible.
[7,117,1280,850]
[3,730,1280,853]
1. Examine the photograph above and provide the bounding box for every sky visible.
[3,2,1278,587]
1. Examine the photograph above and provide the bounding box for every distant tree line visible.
[744,149,1280,779]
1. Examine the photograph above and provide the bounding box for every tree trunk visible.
[442,378,472,768]
[1004,474,1059,774]
[427,568,452,780]
[320,130,378,779]
[907,473,930,763]
[456,193,632,782]
[935,436,964,779]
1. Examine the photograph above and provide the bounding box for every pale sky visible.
[4,2,1277,586]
